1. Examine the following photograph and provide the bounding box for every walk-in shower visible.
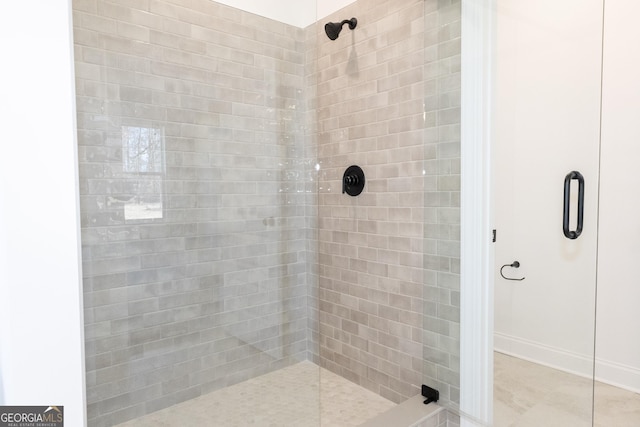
[74,0,461,425]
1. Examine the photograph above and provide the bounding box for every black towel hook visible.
[500,261,525,281]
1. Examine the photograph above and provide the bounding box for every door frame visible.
[459,0,495,424]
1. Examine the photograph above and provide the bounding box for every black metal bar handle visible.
[563,171,584,240]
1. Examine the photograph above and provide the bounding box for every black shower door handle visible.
[563,171,584,239]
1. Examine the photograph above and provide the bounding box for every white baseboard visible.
[495,332,594,378]
[594,358,640,394]
[495,332,640,394]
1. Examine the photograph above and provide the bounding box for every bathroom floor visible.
[115,360,396,427]
[494,352,640,426]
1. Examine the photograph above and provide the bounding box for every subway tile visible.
[78,0,460,422]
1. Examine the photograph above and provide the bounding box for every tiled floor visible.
[116,361,396,427]
[494,352,640,426]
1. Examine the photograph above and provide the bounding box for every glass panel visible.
[492,1,603,425]
[316,0,435,409]
[315,1,466,424]
[594,0,640,425]
[422,0,462,413]
[74,1,318,425]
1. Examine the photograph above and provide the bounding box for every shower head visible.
[324,18,357,40]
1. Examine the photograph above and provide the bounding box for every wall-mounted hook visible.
[500,261,525,281]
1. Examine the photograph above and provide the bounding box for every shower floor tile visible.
[494,352,640,426]
[115,361,396,427]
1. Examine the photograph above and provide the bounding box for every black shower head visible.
[324,18,357,40]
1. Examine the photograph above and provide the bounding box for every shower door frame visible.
[459,0,495,424]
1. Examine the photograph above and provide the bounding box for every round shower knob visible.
[344,175,360,186]
[342,165,365,196]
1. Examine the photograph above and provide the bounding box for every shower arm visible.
[338,19,357,29]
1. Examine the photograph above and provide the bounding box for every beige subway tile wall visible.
[314,0,460,407]
[423,0,461,408]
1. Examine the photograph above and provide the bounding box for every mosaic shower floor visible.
[116,361,396,427]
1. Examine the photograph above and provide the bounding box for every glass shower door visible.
[493,0,604,425]
[594,0,640,425]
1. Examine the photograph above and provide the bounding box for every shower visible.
[71,0,462,425]
[324,17,357,40]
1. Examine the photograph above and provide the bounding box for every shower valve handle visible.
[342,165,365,196]
[343,175,359,186]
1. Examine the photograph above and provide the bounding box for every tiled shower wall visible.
[423,0,461,408]
[314,0,461,406]
[74,0,461,424]
[73,1,315,425]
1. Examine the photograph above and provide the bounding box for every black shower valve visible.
[343,174,360,186]
[342,165,365,196]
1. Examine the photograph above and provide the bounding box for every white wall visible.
[494,0,603,377]
[596,0,640,392]
[214,0,357,27]
[215,0,316,27]
[0,0,86,424]
[316,0,358,21]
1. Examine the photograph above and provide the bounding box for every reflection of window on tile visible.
[121,126,164,220]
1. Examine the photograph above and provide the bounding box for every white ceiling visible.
[214,0,357,28]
